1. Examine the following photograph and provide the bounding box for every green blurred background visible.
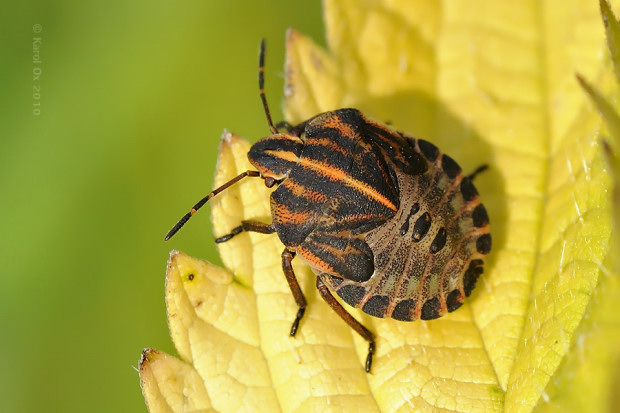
[0,1,323,412]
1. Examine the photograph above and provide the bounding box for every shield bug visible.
[166,40,491,373]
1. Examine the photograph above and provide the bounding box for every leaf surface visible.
[140,1,620,412]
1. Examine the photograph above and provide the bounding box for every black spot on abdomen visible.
[472,204,490,228]
[476,233,492,254]
[362,295,390,318]
[337,284,366,307]
[421,296,441,320]
[429,228,447,254]
[441,155,462,179]
[418,139,439,162]
[460,178,479,202]
[412,212,431,242]
[447,290,463,312]
[463,259,484,297]
[392,299,416,321]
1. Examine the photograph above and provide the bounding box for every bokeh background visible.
[0,1,324,412]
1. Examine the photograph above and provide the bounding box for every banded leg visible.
[315,277,376,373]
[214,221,275,243]
[467,164,488,180]
[281,248,308,336]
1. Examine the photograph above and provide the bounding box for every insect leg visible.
[315,277,376,373]
[467,164,489,180]
[214,221,275,243]
[281,248,308,336]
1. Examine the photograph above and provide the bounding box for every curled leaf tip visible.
[219,130,233,148]
[575,73,589,88]
[140,348,158,367]
[599,0,620,84]
[600,0,617,28]
[286,27,301,41]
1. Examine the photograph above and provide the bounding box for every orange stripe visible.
[297,245,334,273]
[283,179,329,203]
[268,134,304,143]
[266,150,300,161]
[323,115,355,134]
[273,202,315,225]
[306,137,350,156]
[310,237,367,257]
[265,150,398,212]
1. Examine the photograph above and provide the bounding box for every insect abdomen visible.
[322,134,491,321]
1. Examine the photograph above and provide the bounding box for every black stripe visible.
[248,136,303,176]
[364,123,428,176]
[296,116,400,221]
[341,118,399,182]
[271,182,322,246]
[285,167,394,230]
[333,111,401,203]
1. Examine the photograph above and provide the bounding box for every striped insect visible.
[166,40,491,373]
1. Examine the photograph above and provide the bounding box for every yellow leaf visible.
[141,1,620,412]
[212,134,379,412]
[601,0,620,85]
[139,348,214,412]
[577,71,620,272]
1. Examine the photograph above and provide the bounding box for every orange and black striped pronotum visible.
[166,40,491,373]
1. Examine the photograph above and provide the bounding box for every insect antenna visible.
[165,170,261,240]
[258,38,278,135]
